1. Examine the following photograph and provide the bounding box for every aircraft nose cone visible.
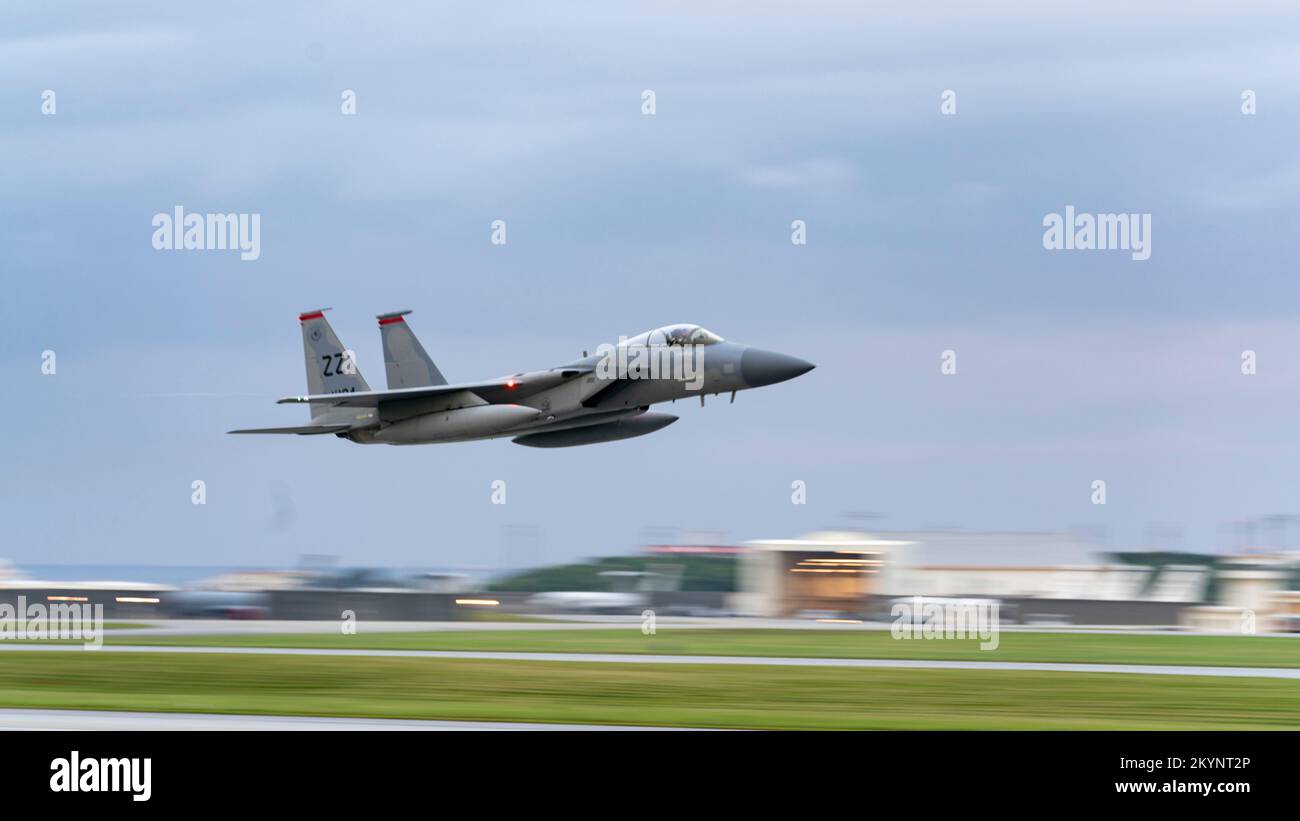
[741,348,816,388]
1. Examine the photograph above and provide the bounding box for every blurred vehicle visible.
[527,591,647,613]
[1274,613,1300,633]
[168,591,270,619]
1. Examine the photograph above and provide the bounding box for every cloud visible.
[738,159,857,190]
[1192,160,1300,213]
[0,26,191,70]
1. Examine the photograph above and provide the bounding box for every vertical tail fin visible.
[299,308,370,419]
[377,310,448,389]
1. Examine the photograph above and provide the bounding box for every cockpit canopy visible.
[620,324,725,347]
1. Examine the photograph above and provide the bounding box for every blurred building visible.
[0,578,171,620]
[1182,552,1300,632]
[736,530,1263,625]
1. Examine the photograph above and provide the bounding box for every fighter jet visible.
[229,309,814,447]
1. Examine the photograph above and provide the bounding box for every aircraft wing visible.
[275,366,592,409]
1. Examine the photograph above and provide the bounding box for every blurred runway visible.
[0,708,676,731]
[99,618,1300,637]
[3,642,1297,679]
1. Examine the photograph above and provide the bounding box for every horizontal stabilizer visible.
[227,424,352,435]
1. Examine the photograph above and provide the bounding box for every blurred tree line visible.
[489,555,737,592]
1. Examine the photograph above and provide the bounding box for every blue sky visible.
[4,2,1300,569]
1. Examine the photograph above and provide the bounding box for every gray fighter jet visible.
[229,309,814,447]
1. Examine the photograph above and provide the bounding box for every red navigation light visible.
[505,379,518,390]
